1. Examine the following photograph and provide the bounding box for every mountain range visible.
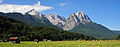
[0,15,94,40]
[0,9,119,39]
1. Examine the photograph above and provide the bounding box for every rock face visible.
[26,9,44,19]
[25,9,51,24]
[0,10,117,39]
[63,11,92,31]
[76,11,92,24]
[25,9,67,27]
[27,9,39,16]
[45,14,66,27]
[25,9,92,30]
[63,12,78,30]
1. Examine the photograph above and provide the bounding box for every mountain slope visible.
[64,11,118,39]
[112,30,120,34]
[0,15,95,40]
[69,22,118,39]
[0,10,118,39]
[0,11,62,30]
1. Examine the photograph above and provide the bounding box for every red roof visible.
[9,37,18,40]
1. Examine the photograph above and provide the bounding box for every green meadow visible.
[0,40,120,47]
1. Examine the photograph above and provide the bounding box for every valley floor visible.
[0,40,120,47]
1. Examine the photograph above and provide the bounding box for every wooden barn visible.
[34,39,39,43]
[43,39,47,41]
[9,37,20,43]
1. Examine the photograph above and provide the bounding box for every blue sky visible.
[1,0,120,30]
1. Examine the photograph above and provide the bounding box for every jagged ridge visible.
[63,11,92,31]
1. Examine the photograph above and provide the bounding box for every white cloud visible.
[0,0,3,3]
[59,3,67,6]
[34,1,40,6]
[0,1,52,14]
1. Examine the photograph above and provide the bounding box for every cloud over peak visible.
[0,1,52,14]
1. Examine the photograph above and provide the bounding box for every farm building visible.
[0,40,7,42]
[9,37,20,43]
[43,39,47,41]
[34,39,39,43]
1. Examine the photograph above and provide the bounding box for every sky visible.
[0,0,120,30]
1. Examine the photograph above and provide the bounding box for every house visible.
[47,40,51,42]
[43,39,47,41]
[34,39,39,43]
[0,40,8,42]
[9,37,20,43]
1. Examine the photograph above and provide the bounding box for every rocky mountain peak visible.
[27,9,39,16]
[63,12,79,30]
[25,9,92,30]
[45,14,66,27]
[70,12,75,16]
[76,11,84,17]
[25,9,44,18]
[63,11,92,31]
[76,11,92,24]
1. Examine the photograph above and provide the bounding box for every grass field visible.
[0,40,120,47]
